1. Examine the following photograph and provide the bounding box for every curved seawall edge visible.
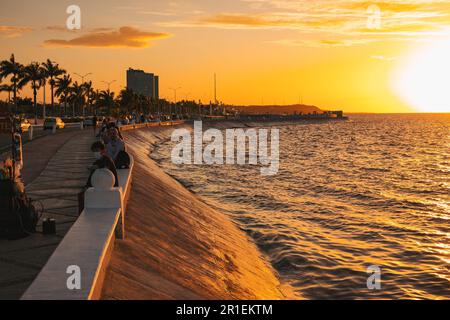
[101,124,299,300]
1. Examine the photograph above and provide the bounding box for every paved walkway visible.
[0,130,96,299]
[0,125,83,155]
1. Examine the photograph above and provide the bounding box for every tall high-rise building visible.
[154,76,159,100]
[126,68,160,100]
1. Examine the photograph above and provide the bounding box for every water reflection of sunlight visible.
[155,115,450,299]
[429,197,450,220]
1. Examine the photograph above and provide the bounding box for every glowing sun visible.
[393,39,450,113]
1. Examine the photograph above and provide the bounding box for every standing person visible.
[92,115,98,136]
[97,118,107,138]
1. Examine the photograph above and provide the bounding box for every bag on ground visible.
[115,150,131,169]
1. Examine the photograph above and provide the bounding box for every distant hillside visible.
[232,104,323,115]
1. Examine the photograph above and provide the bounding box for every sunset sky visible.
[1,0,450,113]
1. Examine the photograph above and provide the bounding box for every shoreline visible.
[101,122,301,300]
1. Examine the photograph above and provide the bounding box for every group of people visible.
[81,122,130,212]
[90,121,129,184]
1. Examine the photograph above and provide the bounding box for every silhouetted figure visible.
[92,116,97,136]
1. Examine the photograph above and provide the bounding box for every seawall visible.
[101,123,296,299]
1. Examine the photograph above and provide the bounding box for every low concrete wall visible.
[21,157,134,300]
[118,120,186,132]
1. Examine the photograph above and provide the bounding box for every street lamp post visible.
[101,80,116,92]
[43,79,47,120]
[181,92,191,116]
[100,80,115,117]
[169,87,181,103]
[74,73,92,117]
[169,87,181,118]
[74,72,92,83]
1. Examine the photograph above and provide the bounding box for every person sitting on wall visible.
[101,122,123,144]
[86,141,119,188]
[106,127,125,162]
[108,122,123,139]
[78,141,119,214]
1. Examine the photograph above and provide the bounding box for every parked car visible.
[43,117,65,130]
[83,117,99,127]
[61,116,83,124]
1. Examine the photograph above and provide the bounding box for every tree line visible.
[0,54,229,121]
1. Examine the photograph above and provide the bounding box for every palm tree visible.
[55,74,72,116]
[82,81,94,116]
[0,54,23,112]
[136,94,149,115]
[42,59,66,113]
[40,69,48,118]
[18,62,45,123]
[68,82,85,117]
[98,89,115,115]
[91,88,99,116]
[88,88,99,116]
[0,83,13,103]
[118,87,137,114]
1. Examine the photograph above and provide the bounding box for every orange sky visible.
[1,0,450,113]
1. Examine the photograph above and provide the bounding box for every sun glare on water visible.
[393,39,450,113]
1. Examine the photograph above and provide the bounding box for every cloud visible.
[201,13,280,27]
[238,0,450,33]
[269,38,375,47]
[199,13,351,28]
[43,26,171,48]
[166,12,352,30]
[162,0,450,47]
[44,26,118,34]
[45,26,71,32]
[0,25,33,38]
[344,1,450,13]
[44,25,84,34]
[140,11,178,16]
[90,27,117,33]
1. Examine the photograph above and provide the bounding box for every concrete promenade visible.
[0,129,96,299]
[0,124,84,156]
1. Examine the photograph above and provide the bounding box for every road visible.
[0,123,88,156]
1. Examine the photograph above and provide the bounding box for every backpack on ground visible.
[115,150,131,169]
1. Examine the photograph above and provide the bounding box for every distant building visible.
[154,76,159,100]
[126,68,159,100]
